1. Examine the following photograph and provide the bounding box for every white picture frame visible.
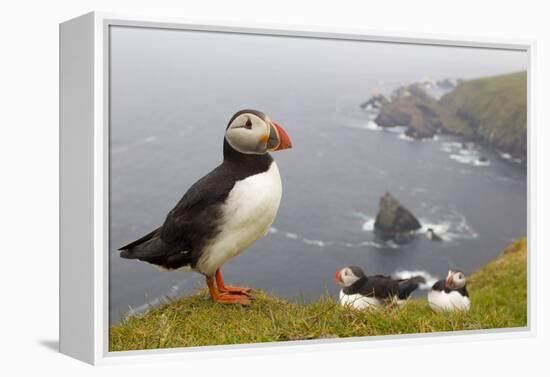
[59,11,535,365]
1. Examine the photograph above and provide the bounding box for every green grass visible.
[439,71,527,157]
[109,238,527,352]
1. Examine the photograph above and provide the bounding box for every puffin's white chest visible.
[197,161,282,275]
[428,289,471,312]
[339,290,382,310]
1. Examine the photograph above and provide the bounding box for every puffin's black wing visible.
[396,276,425,299]
[352,275,424,300]
[119,227,160,251]
[119,164,238,269]
[158,167,235,246]
[356,276,400,299]
[458,286,469,297]
[431,279,446,291]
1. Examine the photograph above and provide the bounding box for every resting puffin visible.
[428,269,470,312]
[333,266,425,309]
[119,109,292,305]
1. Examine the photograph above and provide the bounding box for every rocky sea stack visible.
[374,192,421,241]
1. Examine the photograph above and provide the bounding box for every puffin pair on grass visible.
[119,110,292,305]
[334,266,470,312]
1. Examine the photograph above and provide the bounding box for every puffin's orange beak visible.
[445,274,453,288]
[271,121,292,151]
[333,270,342,284]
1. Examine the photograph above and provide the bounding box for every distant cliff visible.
[439,72,527,160]
[365,72,527,161]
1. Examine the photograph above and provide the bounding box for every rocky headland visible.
[361,72,527,162]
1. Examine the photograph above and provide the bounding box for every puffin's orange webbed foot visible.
[219,286,252,295]
[215,292,252,306]
[206,275,252,306]
[215,268,254,298]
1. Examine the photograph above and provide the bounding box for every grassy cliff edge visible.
[110,238,527,351]
[440,71,527,158]
[372,71,527,160]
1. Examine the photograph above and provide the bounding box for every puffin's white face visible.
[333,266,365,287]
[446,270,466,289]
[225,112,291,155]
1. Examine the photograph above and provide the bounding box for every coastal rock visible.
[375,102,412,127]
[374,192,422,240]
[437,78,456,89]
[360,93,390,112]
[427,228,443,241]
[390,84,429,101]
[374,88,442,139]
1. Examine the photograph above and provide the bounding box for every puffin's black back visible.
[344,275,425,300]
[119,112,274,271]
[343,276,400,299]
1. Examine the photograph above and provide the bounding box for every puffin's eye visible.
[244,119,253,129]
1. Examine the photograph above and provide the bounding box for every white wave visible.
[386,125,408,134]
[458,148,477,156]
[440,141,462,153]
[125,277,193,319]
[285,232,298,240]
[442,141,490,167]
[400,134,439,142]
[361,122,409,136]
[359,121,438,143]
[393,270,438,290]
[357,240,400,249]
[303,239,326,247]
[111,136,158,154]
[419,220,450,240]
[270,228,329,248]
[398,133,415,142]
[363,120,382,131]
[361,217,376,232]
[450,153,490,167]
[452,212,479,239]
[419,209,478,241]
[170,285,179,293]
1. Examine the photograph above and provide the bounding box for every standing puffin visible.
[119,109,292,306]
[333,266,425,309]
[428,269,470,312]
